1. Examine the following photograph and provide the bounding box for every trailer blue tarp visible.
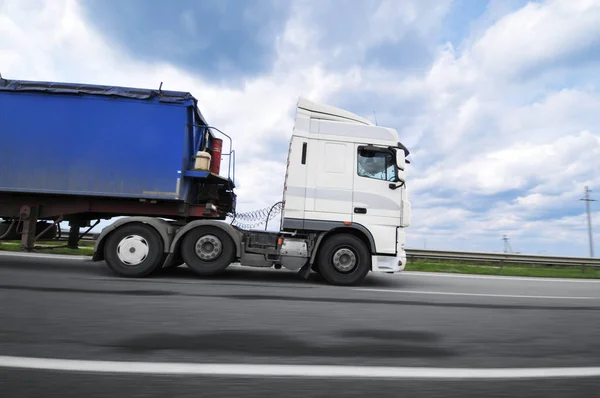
[0,78,218,202]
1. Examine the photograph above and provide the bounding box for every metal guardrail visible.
[406,249,600,267]
[52,233,99,242]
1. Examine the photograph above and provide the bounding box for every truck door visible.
[281,136,309,224]
[310,140,354,217]
[352,145,402,255]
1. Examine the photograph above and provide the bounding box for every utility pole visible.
[502,235,512,254]
[580,186,596,257]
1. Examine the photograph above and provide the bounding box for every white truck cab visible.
[94,96,411,286]
[281,97,411,280]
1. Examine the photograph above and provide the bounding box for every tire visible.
[316,234,371,286]
[180,226,235,276]
[161,254,185,270]
[166,260,185,269]
[103,223,165,277]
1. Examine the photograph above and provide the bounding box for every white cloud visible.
[393,0,600,255]
[471,0,600,79]
[421,0,600,94]
[407,128,600,254]
[368,0,451,43]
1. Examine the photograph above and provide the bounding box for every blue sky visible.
[80,0,291,84]
[1,0,599,256]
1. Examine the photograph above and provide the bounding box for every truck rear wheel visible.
[104,223,165,277]
[180,226,234,276]
[316,234,371,286]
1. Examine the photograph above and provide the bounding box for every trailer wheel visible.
[181,226,234,276]
[316,234,371,286]
[104,223,165,277]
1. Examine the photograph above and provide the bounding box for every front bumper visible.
[371,251,407,273]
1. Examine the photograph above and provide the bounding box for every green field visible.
[1,241,598,279]
[0,240,95,256]
[406,259,600,279]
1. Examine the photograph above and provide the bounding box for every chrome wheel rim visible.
[117,235,149,266]
[332,248,357,272]
[195,234,222,261]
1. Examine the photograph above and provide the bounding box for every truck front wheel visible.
[104,223,165,277]
[316,234,371,286]
[180,226,235,276]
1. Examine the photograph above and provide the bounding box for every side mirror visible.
[390,142,409,168]
[395,150,405,170]
[389,181,405,190]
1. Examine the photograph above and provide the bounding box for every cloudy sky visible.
[1,0,599,256]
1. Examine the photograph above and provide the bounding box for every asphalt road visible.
[1,252,599,397]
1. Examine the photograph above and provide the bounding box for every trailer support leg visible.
[68,222,82,250]
[19,206,39,252]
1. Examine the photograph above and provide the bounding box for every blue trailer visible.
[0,78,236,250]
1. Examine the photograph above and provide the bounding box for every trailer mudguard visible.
[93,217,176,262]
[163,220,244,267]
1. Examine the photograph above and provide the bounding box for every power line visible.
[580,186,596,258]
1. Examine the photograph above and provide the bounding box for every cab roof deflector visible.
[297,97,374,126]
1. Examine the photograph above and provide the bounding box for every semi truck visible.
[0,77,411,286]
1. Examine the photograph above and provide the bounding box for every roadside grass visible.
[0,240,94,256]
[406,259,600,279]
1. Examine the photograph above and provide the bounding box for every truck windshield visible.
[357,148,397,182]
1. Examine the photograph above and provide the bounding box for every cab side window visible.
[357,148,397,182]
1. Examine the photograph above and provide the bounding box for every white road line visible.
[356,288,599,301]
[403,271,600,283]
[0,356,599,379]
[0,252,91,261]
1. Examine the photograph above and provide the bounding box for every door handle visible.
[354,207,367,214]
